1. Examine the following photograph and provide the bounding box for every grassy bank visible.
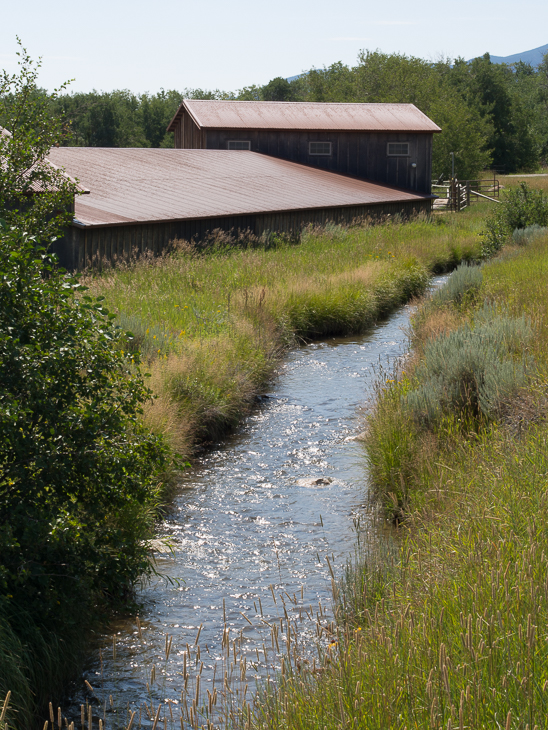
[0,208,488,728]
[243,225,548,727]
[85,212,485,458]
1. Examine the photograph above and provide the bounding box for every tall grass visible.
[245,419,548,729]
[85,213,484,456]
[1,211,487,729]
[240,229,548,729]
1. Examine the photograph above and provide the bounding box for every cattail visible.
[50,704,55,724]
[165,634,172,661]
[126,711,136,730]
[88,706,92,730]
[194,624,203,646]
[151,705,161,730]
[505,711,511,730]
[57,708,61,729]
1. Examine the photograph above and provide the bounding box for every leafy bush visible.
[512,223,548,246]
[0,225,169,722]
[431,263,483,307]
[406,304,533,425]
[0,42,78,241]
[481,182,548,257]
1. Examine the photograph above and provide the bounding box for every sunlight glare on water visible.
[73,282,446,721]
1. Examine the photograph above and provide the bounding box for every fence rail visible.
[432,178,500,212]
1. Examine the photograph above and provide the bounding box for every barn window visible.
[309,141,332,156]
[228,140,251,150]
[387,142,409,156]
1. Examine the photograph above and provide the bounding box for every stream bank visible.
[68,283,446,727]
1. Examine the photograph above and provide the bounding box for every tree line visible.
[34,50,548,181]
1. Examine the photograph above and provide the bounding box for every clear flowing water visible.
[72,290,442,723]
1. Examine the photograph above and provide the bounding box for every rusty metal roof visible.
[167,100,441,134]
[47,148,431,228]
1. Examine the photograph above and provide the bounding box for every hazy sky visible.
[1,0,547,94]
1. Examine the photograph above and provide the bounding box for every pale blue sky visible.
[1,0,546,94]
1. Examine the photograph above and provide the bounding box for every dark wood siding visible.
[53,198,432,271]
[191,128,432,194]
[174,109,206,149]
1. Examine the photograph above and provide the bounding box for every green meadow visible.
[242,191,548,729]
[85,212,484,458]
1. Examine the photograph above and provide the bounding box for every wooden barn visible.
[167,100,441,195]
[48,147,434,270]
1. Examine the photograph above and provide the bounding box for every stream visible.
[71,283,444,725]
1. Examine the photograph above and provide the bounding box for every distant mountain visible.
[474,43,548,67]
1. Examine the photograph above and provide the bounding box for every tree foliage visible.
[0,41,78,240]
[28,48,548,177]
[0,43,170,723]
[481,181,548,257]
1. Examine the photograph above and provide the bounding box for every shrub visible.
[512,224,548,246]
[481,182,548,257]
[405,304,533,425]
[430,263,483,307]
[0,225,169,722]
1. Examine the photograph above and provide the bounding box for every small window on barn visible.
[387,142,409,156]
[309,141,332,156]
[228,140,251,150]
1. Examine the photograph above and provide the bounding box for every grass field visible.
[0,202,501,729]
[241,220,548,727]
[85,210,486,458]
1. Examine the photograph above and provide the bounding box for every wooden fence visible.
[432,178,500,212]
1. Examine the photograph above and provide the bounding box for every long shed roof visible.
[0,125,88,194]
[167,100,441,134]
[47,148,431,228]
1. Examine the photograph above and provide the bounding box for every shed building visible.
[48,147,434,270]
[167,100,441,195]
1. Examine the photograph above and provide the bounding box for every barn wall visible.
[174,110,206,149]
[191,129,433,194]
[53,199,432,271]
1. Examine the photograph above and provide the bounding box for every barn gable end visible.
[168,100,441,195]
